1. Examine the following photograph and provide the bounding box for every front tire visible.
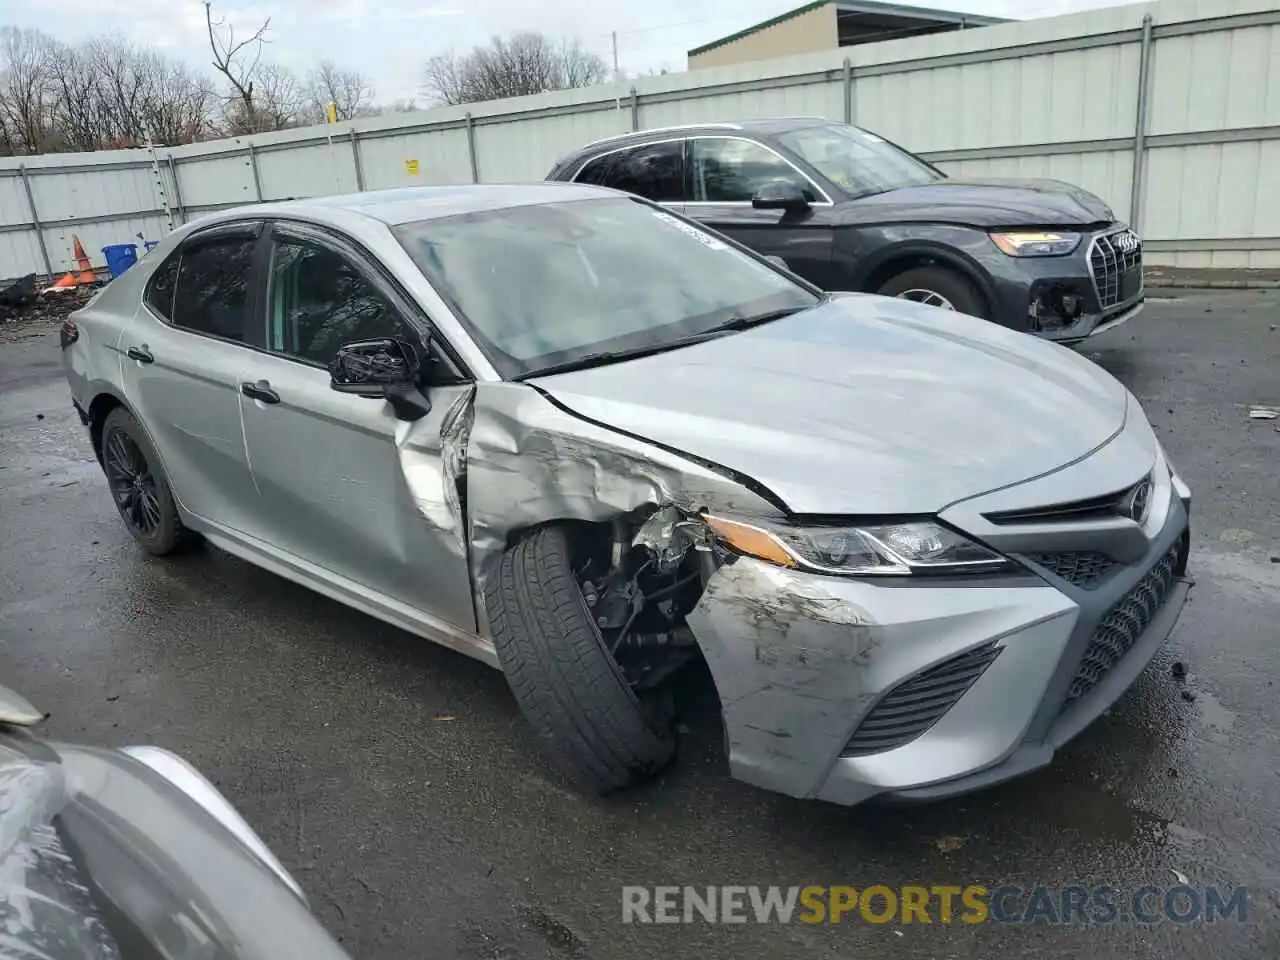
[877,265,987,319]
[486,525,675,794]
[100,407,193,556]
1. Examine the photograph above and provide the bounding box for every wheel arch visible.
[86,388,130,464]
[856,241,997,317]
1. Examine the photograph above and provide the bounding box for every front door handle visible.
[126,345,154,363]
[241,380,280,404]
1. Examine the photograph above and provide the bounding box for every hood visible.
[531,295,1130,516]
[839,177,1116,228]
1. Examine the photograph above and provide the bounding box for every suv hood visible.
[840,177,1116,229]
[531,295,1129,515]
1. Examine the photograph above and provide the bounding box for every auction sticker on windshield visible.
[652,210,728,250]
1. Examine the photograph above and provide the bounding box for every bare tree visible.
[422,32,609,106]
[306,59,374,122]
[205,0,270,134]
[0,27,54,153]
[44,39,103,152]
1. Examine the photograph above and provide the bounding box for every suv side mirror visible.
[752,180,810,212]
[330,337,431,420]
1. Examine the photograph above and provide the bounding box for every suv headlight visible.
[703,516,1014,576]
[990,231,1081,257]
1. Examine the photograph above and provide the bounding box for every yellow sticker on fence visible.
[405,159,420,177]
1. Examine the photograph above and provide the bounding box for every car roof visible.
[210,182,618,229]
[552,116,837,168]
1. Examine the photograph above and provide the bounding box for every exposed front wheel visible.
[877,265,987,319]
[486,525,675,794]
[100,407,194,556]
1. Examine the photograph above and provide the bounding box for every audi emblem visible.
[1112,231,1140,254]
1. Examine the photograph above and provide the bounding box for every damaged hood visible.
[531,295,1130,515]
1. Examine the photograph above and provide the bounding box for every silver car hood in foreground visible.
[532,295,1130,515]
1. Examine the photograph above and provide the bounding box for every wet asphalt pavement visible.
[2,291,1279,959]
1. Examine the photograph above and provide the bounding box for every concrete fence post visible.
[1129,13,1154,232]
[465,113,479,183]
[18,164,53,277]
[630,87,640,131]
[842,57,853,125]
[247,142,263,201]
[349,128,366,191]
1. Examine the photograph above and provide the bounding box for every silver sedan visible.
[61,183,1192,806]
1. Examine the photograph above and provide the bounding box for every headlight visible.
[703,516,1014,576]
[989,231,1081,257]
[121,746,307,902]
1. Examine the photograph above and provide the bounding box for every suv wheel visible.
[877,266,987,319]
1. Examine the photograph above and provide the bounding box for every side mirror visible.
[330,338,431,420]
[752,180,810,212]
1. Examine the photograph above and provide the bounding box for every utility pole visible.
[612,31,620,81]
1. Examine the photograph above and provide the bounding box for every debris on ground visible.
[934,835,967,854]
[1172,868,1190,885]
[1181,689,1197,703]
[0,286,94,340]
[1248,407,1278,420]
[1171,661,1187,680]
[0,274,37,309]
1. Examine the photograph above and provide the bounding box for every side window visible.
[602,141,684,202]
[267,238,415,367]
[171,237,257,341]
[690,138,815,203]
[144,250,180,320]
[573,153,614,186]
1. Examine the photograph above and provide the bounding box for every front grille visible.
[985,474,1152,526]
[841,643,1001,757]
[1024,551,1119,589]
[1062,534,1186,707]
[1089,228,1143,309]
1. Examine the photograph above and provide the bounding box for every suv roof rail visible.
[580,122,742,149]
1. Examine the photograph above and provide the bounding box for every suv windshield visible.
[777,124,944,199]
[393,196,819,379]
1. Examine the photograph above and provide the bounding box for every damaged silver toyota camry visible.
[62,183,1192,806]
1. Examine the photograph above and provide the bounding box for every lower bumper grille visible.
[841,642,1001,757]
[1063,533,1187,707]
[1025,551,1118,589]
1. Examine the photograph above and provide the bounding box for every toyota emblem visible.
[1126,478,1153,523]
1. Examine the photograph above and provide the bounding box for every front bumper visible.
[984,227,1145,344]
[687,481,1191,807]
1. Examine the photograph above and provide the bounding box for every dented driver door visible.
[236,225,478,634]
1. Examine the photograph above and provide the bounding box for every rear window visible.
[143,251,179,320]
[171,238,257,341]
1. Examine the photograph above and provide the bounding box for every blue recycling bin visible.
[102,243,138,279]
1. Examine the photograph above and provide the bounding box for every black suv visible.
[546,118,1144,344]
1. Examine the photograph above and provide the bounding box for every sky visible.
[0,0,1144,104]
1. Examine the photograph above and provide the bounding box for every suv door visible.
[685,136,838,287]
[580,139,685,212]
[237,222,476,632]
[122,224,263,533]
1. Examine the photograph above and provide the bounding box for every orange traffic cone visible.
[71,235,96,285]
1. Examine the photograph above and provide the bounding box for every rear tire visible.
[877,265,987,319]
[100,407,194,556]
[486,525,675,794]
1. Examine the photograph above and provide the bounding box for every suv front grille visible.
[841,642,1001,757]
[1089,228,1143,309]
[1062,533,1187,707]
[1024,551,1119,589]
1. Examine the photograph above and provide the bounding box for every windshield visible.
[392,196,819,379]
[777,124,943,199]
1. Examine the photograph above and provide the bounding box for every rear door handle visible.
[241,380,280,404]
[126,345,154,363]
